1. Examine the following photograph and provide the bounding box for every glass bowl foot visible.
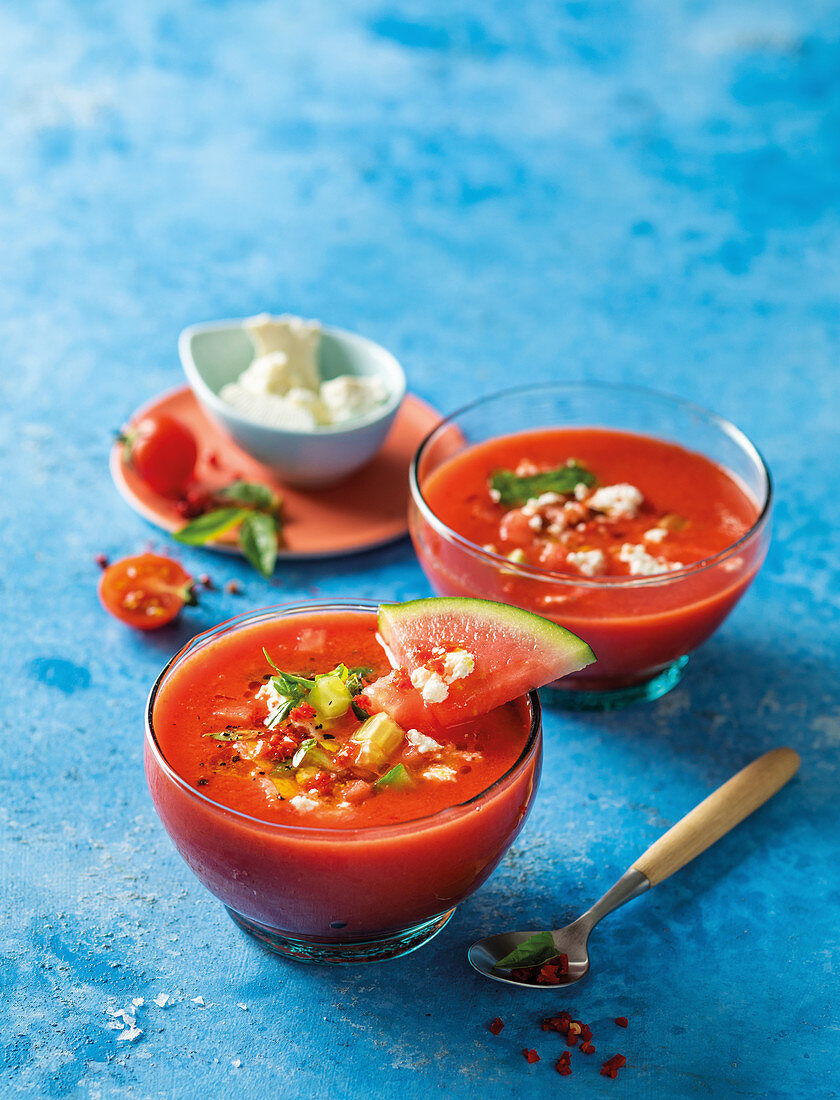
[545,657,689,711]
[225,906,456,964]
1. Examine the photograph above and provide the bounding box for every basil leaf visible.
[217,480,279,512]
[345,665,374,695]
[240,512,278,578]
[351,700,371,721]
[489,465,596,508]
[174,507,248,545]
[493,931,560,971]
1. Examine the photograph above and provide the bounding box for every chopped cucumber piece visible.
[350,713,405,770]
[309,674,352,719]
[374,764,412,791]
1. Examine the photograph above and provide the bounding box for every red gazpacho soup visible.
[146,606,541,943]
[413,428,767,690]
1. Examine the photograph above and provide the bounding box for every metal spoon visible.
[469,747,800,988]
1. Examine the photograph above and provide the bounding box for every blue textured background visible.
[2,2,838,1097]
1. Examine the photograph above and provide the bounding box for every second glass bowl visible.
[409,383,772,709]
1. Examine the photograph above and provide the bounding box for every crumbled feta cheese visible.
[217,386,322,431]
[220,314,388,430]
[515,460,540,476]
[589,483,644,519]
[489,488,501,503]
[290,794,319,812]
[442,650,475,683]
[618,543,684,576]
[643,527,668,543]
[481,543,498,553]
[522,491,562,517]
[407,729,441,754]
[506,548,526,563]
[566,549,607,577]
[243,313,321,387]
[547,519,567,537]
[574,482,590,501]
[528,514,543,531]
[410,666,431,690]
[236,351,319,398]
[424,764,457,782]
[320,374,388,422]
[419,672,449,704]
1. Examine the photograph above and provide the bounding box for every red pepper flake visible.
[510,967,534,984]
[94,552,109,569]
[555,1051,572,1076]
[541,1012,571,1035]
[536,962,560,984]
[290,702,317,721]
[579,1023,592,1042]
[600,1054,627,1079]
[355,693,372,710]
[580,1040,595,1055]
[489,1017,504,1036]
[392,667,412,691]
[523,1049,540,1064]
[225,580,242,595]
[614,1017,628,1028]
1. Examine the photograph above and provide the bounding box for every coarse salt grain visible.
[116,1026,143,1043]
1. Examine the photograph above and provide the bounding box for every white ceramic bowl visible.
[179,319,406,488]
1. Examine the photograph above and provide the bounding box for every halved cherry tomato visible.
[98,553,196,630]
[123,414,197,499]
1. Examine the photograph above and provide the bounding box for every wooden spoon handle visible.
[632,748,800,887]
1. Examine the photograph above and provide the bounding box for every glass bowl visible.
[144,601,542,964]
[409,383,772,710]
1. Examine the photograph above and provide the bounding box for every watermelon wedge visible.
[365,597,595,728]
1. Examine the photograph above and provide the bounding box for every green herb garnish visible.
[489,464,596,508]
[345,666,374,695]
[216,480,280,512]
[239,511,279,578]
[174,481,284,578]
[292,738,317,767]
[174,507,249,544]
[493,931,560,971]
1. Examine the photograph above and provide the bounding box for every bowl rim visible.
[408,380,773,590]
[145,599,542,839]
[178,317,407,438]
